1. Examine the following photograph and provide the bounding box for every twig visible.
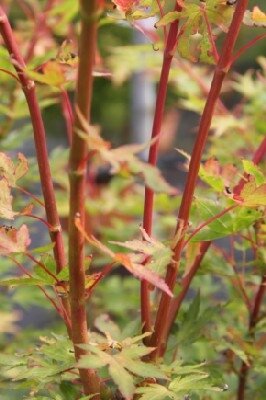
[231,33,266,66]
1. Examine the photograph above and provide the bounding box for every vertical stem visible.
[150,0,249,359]
[166,241,211,337]
[141,1,182,335]
[0,8,66,274]
[0,5,71,338]
[68,0,100,396]
[237,213,266,400]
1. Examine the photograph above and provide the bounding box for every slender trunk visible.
[68,0,100,396]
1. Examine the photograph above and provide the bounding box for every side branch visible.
[150,0,249,359]
[141,0,183,336]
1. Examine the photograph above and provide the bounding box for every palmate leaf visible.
[77,109,175,194]
[112,0,138,13]
[156,11,179,28]
[233,176,266,207]
[199,157,237,192]
[26,61,67,88]
[0,152,28,187]
[75,219,173,297]
[0,224,30,254]
[111,227,173,276]
[242,160,265,185]
[135,383,177,400]
[244,6,266,27]
[0,334,75,388]
[78,334,166,400]
[190,199,261,241]
[0,179,17,219]
[168,373,224,393]
[0,276,45,287]
[176,0,234,63]
[78,345,134,400]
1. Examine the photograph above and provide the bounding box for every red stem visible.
[16,185,45,207]
[9,255,65,320]
[201,4,219,62]
[61,89,74,145]
[26,252,59,283]
[0,67,20,82]
[141,0,183,336]
[231,33,266,66]
[183,204,237,248]
[0,8,66,276]
[68,0,100,396]
[252,135,266,164]
[237,217,266,399]
[166,241,211,336]
[150,0,249,359]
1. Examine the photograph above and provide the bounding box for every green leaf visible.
[33,265,56,285]
[169,373,209,392]
[0,276,44,287]
[191,199,261,241]
[233,176,266,207]
[77,354,106,369]
[135,383,177,400]
[94,314,122,340]
[187,292,200,322]
[111,228,173,276]
[78,345,134,399]
[156,11,179,28]
[26,62,66,88]
[242,160,265,185]
[109,362,134,400]
[32,243,55,254]
[81,234,173,297]
[169,373,225,393]
[122,358,165,379]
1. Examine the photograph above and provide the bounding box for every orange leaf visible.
[0,224,31,254]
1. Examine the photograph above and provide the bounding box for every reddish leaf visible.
[244,6,266,27]
[199,157,237,192]
[0,152,28,187]
[115,252,173,297]
[0,224,31,254]
[0,179,17,220]
[75,217,173,297]
[26,61,67,88]
[77,111,174,194]
[233,176,266,207]
[112,0,138,12]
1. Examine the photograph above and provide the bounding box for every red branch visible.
[150,0,250,359]
[0,8,66,276]
[166,241,211,336]
[141,0,183,336]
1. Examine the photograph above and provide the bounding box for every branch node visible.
[49,225,62,233]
